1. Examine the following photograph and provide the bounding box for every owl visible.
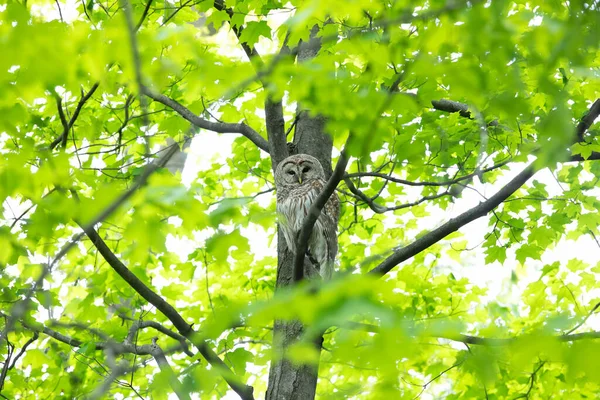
[275,154,340,280]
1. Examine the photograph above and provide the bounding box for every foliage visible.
[0,0,599,399]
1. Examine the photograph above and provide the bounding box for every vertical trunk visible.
[265,26,331,400]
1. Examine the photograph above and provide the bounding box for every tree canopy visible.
[0,0,599,399]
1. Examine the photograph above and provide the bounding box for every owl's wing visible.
[322,191,340,263]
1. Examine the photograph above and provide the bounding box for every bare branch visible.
[142,87,269,153]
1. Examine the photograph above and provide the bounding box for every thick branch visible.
[293,148,350,281]
[576,98,600,142]
[368,163,537,276]
[369,98,600,277]
[431,99,472,118]
[83,227,255,400]
[142,87,269,153]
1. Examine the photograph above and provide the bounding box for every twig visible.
[50,83,100,150]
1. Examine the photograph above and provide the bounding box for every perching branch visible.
[142,87,269,153]
[293,146,351,281]
[82,227,255,400]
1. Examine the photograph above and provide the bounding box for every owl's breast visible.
[277,183,320,231]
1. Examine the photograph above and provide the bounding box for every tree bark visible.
[265,25,330,400]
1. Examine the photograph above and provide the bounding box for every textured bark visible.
[265,25,329,400]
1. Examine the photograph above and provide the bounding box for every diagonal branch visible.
[368,163,537,276]
[293,146,351,281]
[142,87,269,153]
[368,98,600,277]
[82,226,255,400]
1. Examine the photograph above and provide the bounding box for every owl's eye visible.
[302,166,311,173]
[287,170,295,175]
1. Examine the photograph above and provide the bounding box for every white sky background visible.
[3,2,600,399]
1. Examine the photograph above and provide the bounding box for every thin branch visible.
[214,0,263,68]
[565,301,600,335]
[50,83,100,150]
[142,87,269,153]
[127,320,193,357]
[344,159,511,187]
[344,321,600,345]
[8,332,39,369]
[344,177,451,213]
[134,0,153,31]
[512,361,545,400]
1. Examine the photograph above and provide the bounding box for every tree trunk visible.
[265,26,331,399]
[265,124,331,399]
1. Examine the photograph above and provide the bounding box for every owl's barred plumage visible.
[275,154,340,280]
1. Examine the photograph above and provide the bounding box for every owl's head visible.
[275,154,325,186]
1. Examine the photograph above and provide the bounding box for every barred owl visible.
[275,154,340,280]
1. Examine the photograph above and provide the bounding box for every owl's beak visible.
[298,175,303,184]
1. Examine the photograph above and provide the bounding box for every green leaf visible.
[239,21,272,47]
